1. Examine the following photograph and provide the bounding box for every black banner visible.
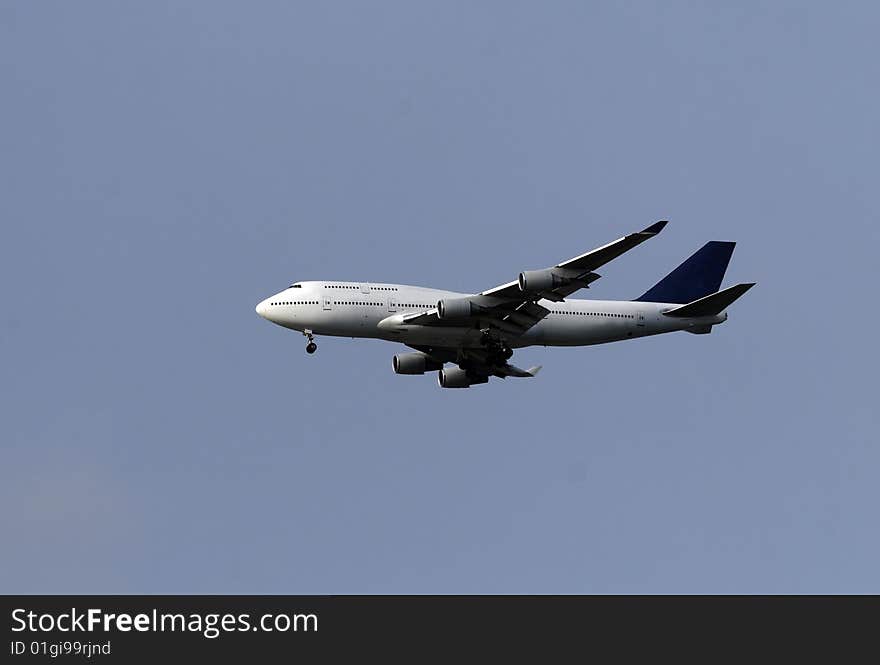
[2,596,875,661]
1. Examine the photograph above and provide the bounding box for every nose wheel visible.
[303,329,317,354]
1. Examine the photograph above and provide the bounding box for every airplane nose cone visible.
[256,298,270,319]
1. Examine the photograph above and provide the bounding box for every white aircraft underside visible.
[256,221,754,388]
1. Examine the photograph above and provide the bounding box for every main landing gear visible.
[479,330,513,365]
[303,330,317,354]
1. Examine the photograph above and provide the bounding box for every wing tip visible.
[527,365,543,377]
[642,220,669,235]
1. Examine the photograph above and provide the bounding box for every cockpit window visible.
[289,284,302,288]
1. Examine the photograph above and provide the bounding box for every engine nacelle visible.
[392,352,443,375]
[518,268,569,292]
[437,367,489,389]
[437,298,477,320]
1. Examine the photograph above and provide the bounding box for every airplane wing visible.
[408,344,541,380]
[402,220,668,338]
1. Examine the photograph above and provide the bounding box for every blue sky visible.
[2,1,878,592]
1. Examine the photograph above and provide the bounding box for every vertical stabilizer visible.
[634,241,735,304]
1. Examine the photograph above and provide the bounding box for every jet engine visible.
[392,352,443,375]
[437,367,489,388]
[518,268,570,292]
[436,298,478,320]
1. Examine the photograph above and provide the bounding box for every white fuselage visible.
[255,281,726,348]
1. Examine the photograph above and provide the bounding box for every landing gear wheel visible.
[481,331,513,364]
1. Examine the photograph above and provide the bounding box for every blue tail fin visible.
[634,241,735,304]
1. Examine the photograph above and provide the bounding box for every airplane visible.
[255,221,754,388]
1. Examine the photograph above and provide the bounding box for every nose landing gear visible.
[303,330,317,354]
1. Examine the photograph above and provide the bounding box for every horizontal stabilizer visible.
[663,283,756,318]
[500,364,542,378]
